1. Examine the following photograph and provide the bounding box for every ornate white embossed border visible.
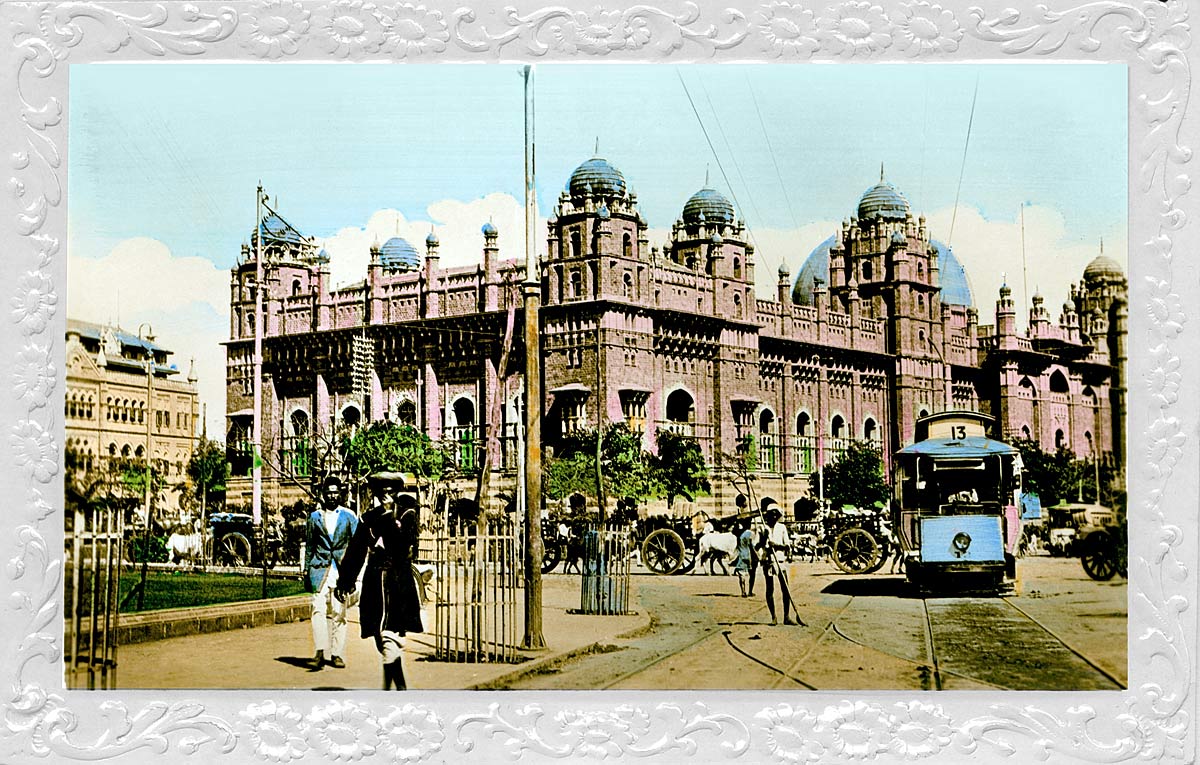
[0,1,1194,763]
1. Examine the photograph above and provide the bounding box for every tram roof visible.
[897,436,1018,458]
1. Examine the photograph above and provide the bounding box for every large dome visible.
[568,156,627,199]
[791,236,973,307]
[379,236,420,271]
[1083,255,1124,280]
[681,187,735,226]
[857,180,910,221]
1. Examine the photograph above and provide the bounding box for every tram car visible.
[892,412,1022,593]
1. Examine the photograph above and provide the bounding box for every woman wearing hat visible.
[757,506,800,625]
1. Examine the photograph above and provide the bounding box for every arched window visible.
[135,445,144,458]
[831,415,845,438]
[917,261,925,279]
[918,294,925,312]
[623,272,633,300]
[665,389,695,425]
[397,399,417,428]
[1055,429,1066,449]
[108,443,117,456]
[247,312,255,334]
[121,444,131,457]
[863,261,873,281]
[623,233,632,259]
[1049,370,1070,393]
[919,408,929,419]
[1021,424,1031,439]
[570,230,581,259]
[292,279,302,297]
[918,329,926,345]
[570,269,582,299]
[733,293,742,318]
[341,405,361,429]
[863,417,877,443]
[796,411,810,435]
[733,257,742,280]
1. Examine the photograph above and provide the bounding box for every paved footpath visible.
[116,573,646,691]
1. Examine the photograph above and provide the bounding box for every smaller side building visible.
[65,319,200,521]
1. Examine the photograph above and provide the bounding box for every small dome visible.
[426,231,439,246]
[857,180,910,221]
[379,236,420,271]
[710,232,723,245]
[1084,255,1123,280]
[568,156,627,199]
[316,248,330,263]
[778,262,790,277]
[481,221,497,236]
[597,202,610,220]
[682,187,735,226]
[891,230,907,245]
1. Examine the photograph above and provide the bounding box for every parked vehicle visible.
[1071,504,1127,581]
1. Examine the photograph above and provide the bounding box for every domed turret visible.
[379,236,420,271]
[682,187,735,226]
[568,155,627,199]
[426,230,439,247]
[253,211,306,245]
[857,168,910,221]
[1083,254,1123,281]
[481,221,497,236]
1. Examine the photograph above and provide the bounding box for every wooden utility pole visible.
[521,65,546,650]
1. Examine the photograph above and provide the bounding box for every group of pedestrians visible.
[303,473,424,690]
[732,505,803,626]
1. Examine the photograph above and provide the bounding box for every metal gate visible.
[65,504,123,689]
[578,521,632,615]
[432,515,520,663]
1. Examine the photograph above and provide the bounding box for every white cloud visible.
[320,193,544,288]
[69,238,229,439]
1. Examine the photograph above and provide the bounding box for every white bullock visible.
[697,531,739,575]
[167,524,204,567]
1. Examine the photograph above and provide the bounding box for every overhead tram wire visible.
[695,74,776,274]
[676,68,773,277]
[746,77,801,237]
[947,74,980,249]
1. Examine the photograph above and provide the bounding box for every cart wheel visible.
[677,545,697,575]
[216,532,252,567]
[541,539,561,574]
[863,542,889,575]
[642,529,686,575]
[832,528,881,574]
[1080,532,1117,581]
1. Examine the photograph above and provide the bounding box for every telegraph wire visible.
[947,74,980,248]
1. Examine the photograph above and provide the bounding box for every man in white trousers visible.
[304,474,359,670]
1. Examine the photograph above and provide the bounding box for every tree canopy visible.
[810,440,888,510]
[186,437,229,513]
[650,428,710,509]
[340,422,446,483]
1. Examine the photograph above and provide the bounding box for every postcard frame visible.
[0,0,1195,762]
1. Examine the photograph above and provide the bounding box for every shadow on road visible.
[276,656,321,671]
[820,577,920,599]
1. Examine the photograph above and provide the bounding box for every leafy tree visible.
[811,440,888,510]
[1009,437,1122,510]
[340,422,446,485]
[186,437,229,519]
[650,428,710,510]
[543,423,655,508]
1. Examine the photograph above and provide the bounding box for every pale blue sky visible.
[67,63,1127,437]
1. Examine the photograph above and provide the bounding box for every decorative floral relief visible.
[0,0,1194,763]
[455,702,750,759]
[819,2,893,55]
[12,343,54,412]
[239,701,444,763]
[893,1,961,54]
[453,4,749,56]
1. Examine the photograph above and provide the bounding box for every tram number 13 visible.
[950,425,967,439]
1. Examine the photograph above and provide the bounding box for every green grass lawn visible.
[67,571,308,616]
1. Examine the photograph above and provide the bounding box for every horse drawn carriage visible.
[1072,504,1127,581]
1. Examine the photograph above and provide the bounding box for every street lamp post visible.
[136,323,155,611]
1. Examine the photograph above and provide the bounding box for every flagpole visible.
[521,64,546,650]
[253,185,264,528]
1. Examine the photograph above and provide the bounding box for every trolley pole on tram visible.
[521,64,546,650]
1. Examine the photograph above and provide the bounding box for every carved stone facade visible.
[226,155,1126,515]
[65,319,200,518]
